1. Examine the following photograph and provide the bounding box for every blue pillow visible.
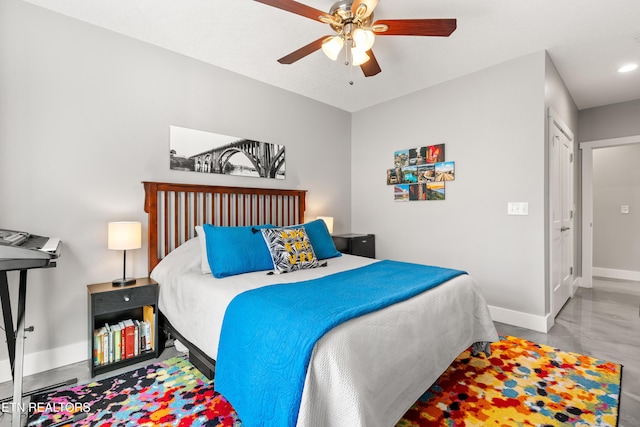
[288,219,341,260]
[203,224,274,278]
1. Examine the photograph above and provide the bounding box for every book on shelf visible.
[104,323,113,363]
[134,320,140,357]
[118,321,125,361]
[139,318,151,351]
[122,319,135,359]
[112,323,122,362]
[93,317,153,366]
[93,327,105,366]
[143,305,154,349]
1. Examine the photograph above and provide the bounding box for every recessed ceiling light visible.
[618,64,638,73]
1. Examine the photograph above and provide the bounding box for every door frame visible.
[548,108,575,321]
[580,134,640,287]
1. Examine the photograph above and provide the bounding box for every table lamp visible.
[108,221,141,286]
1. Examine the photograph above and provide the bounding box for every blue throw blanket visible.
[214,260,466,427]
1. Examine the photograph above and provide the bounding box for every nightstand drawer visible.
[351,236,375,258]
[332,233,375,259]
[92,285,156,315]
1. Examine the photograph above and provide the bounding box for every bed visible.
[143,181,498,427]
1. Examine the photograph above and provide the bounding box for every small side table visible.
[332,233,375,259]
[87,278,159,377]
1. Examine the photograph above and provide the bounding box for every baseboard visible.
[592,267,640,282]
[0,341,86,384]
[488,305,550,333]
[573,276,583,292]
[578,275,593,288]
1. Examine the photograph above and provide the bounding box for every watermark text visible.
[1,401,90,414]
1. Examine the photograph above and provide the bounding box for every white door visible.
[550,115,574,318]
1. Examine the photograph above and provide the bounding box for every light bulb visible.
[322,36,344,61]
[353,28,375,51]
[351,47,370,66]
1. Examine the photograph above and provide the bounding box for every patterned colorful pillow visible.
[261,226,319,274]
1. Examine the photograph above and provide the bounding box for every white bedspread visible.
[151,238,498,427]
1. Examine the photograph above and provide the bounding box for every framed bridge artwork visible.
[169,125,285,179]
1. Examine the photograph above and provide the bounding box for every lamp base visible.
[112,277,137,287]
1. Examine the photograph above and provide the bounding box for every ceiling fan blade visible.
[277,37,327,64]
[352,0,378,18]
[360,50,381,77]
[373,19,457,36]
[254,0,329,22]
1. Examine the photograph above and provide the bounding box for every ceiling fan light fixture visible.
[351,47,370,66]
[322,35,344,60]
[353,28,375,51]
[260,0,458,78]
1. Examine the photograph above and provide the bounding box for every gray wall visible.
[351,51,577,329]
[579,100,640,277]
[351,52,550,325]
[592,144,640,273]
[579,99,640,141]
[0,0,351,380]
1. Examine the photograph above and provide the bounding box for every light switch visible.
[508,202,529,216]
[621,205,630,214]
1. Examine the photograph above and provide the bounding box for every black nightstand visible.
[87,278,159,377]
[332,233,375,259]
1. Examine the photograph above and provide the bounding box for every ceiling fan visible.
[254,0,457,77]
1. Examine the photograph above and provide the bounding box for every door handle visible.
[561,226,571,232]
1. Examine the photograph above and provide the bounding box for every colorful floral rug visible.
[28,335,621,426]
[27,356,241,427]
[399,335,621,427]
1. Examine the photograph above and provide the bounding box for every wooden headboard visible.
[143,181,307,274]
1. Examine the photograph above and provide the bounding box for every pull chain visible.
[347,39,354,86]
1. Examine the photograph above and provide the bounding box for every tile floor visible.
[1,277,638,426]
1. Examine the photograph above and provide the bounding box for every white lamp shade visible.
[108,221,142,250]
[351,47,370,66]
[322,36,344,61]
[353,28,375,51]
[317,216,334,235]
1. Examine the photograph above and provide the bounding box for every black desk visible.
[0,241,73,426]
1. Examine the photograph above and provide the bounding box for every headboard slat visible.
[143,182,307,274]
[163,191,169,260]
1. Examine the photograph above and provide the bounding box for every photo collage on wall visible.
[386,144,455,202]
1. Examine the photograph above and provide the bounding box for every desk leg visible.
[0,271,16,373]
[11,270,27,426]
[0,269,78,426]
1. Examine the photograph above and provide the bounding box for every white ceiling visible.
[24,0,640,112]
